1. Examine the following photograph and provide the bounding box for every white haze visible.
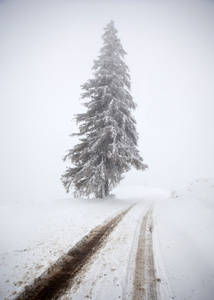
[0,0,214,204]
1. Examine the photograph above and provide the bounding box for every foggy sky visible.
[0,0,214,203]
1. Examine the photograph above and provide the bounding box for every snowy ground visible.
[154,178,214,300]
[0,179,214,299]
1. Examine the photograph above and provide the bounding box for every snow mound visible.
[154,177,214,300]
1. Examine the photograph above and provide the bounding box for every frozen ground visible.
[0,178,214,299]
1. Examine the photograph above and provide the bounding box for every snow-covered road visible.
[0,179,214,299]
[60,202,157,300]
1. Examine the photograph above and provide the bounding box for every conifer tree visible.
[61,21,148,198]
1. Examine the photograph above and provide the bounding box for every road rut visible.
[15,204,134,300]
[133,206,158,300]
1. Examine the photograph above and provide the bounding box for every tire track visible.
[133,206,158,300]
[15,204,135,300]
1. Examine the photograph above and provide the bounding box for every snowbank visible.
[154,178,214,300]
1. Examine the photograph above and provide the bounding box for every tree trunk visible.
[96,181,109,198]
[96,183,105,198]
[105,180,109,197]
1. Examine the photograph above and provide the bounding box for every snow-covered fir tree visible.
[61,21,148,198]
